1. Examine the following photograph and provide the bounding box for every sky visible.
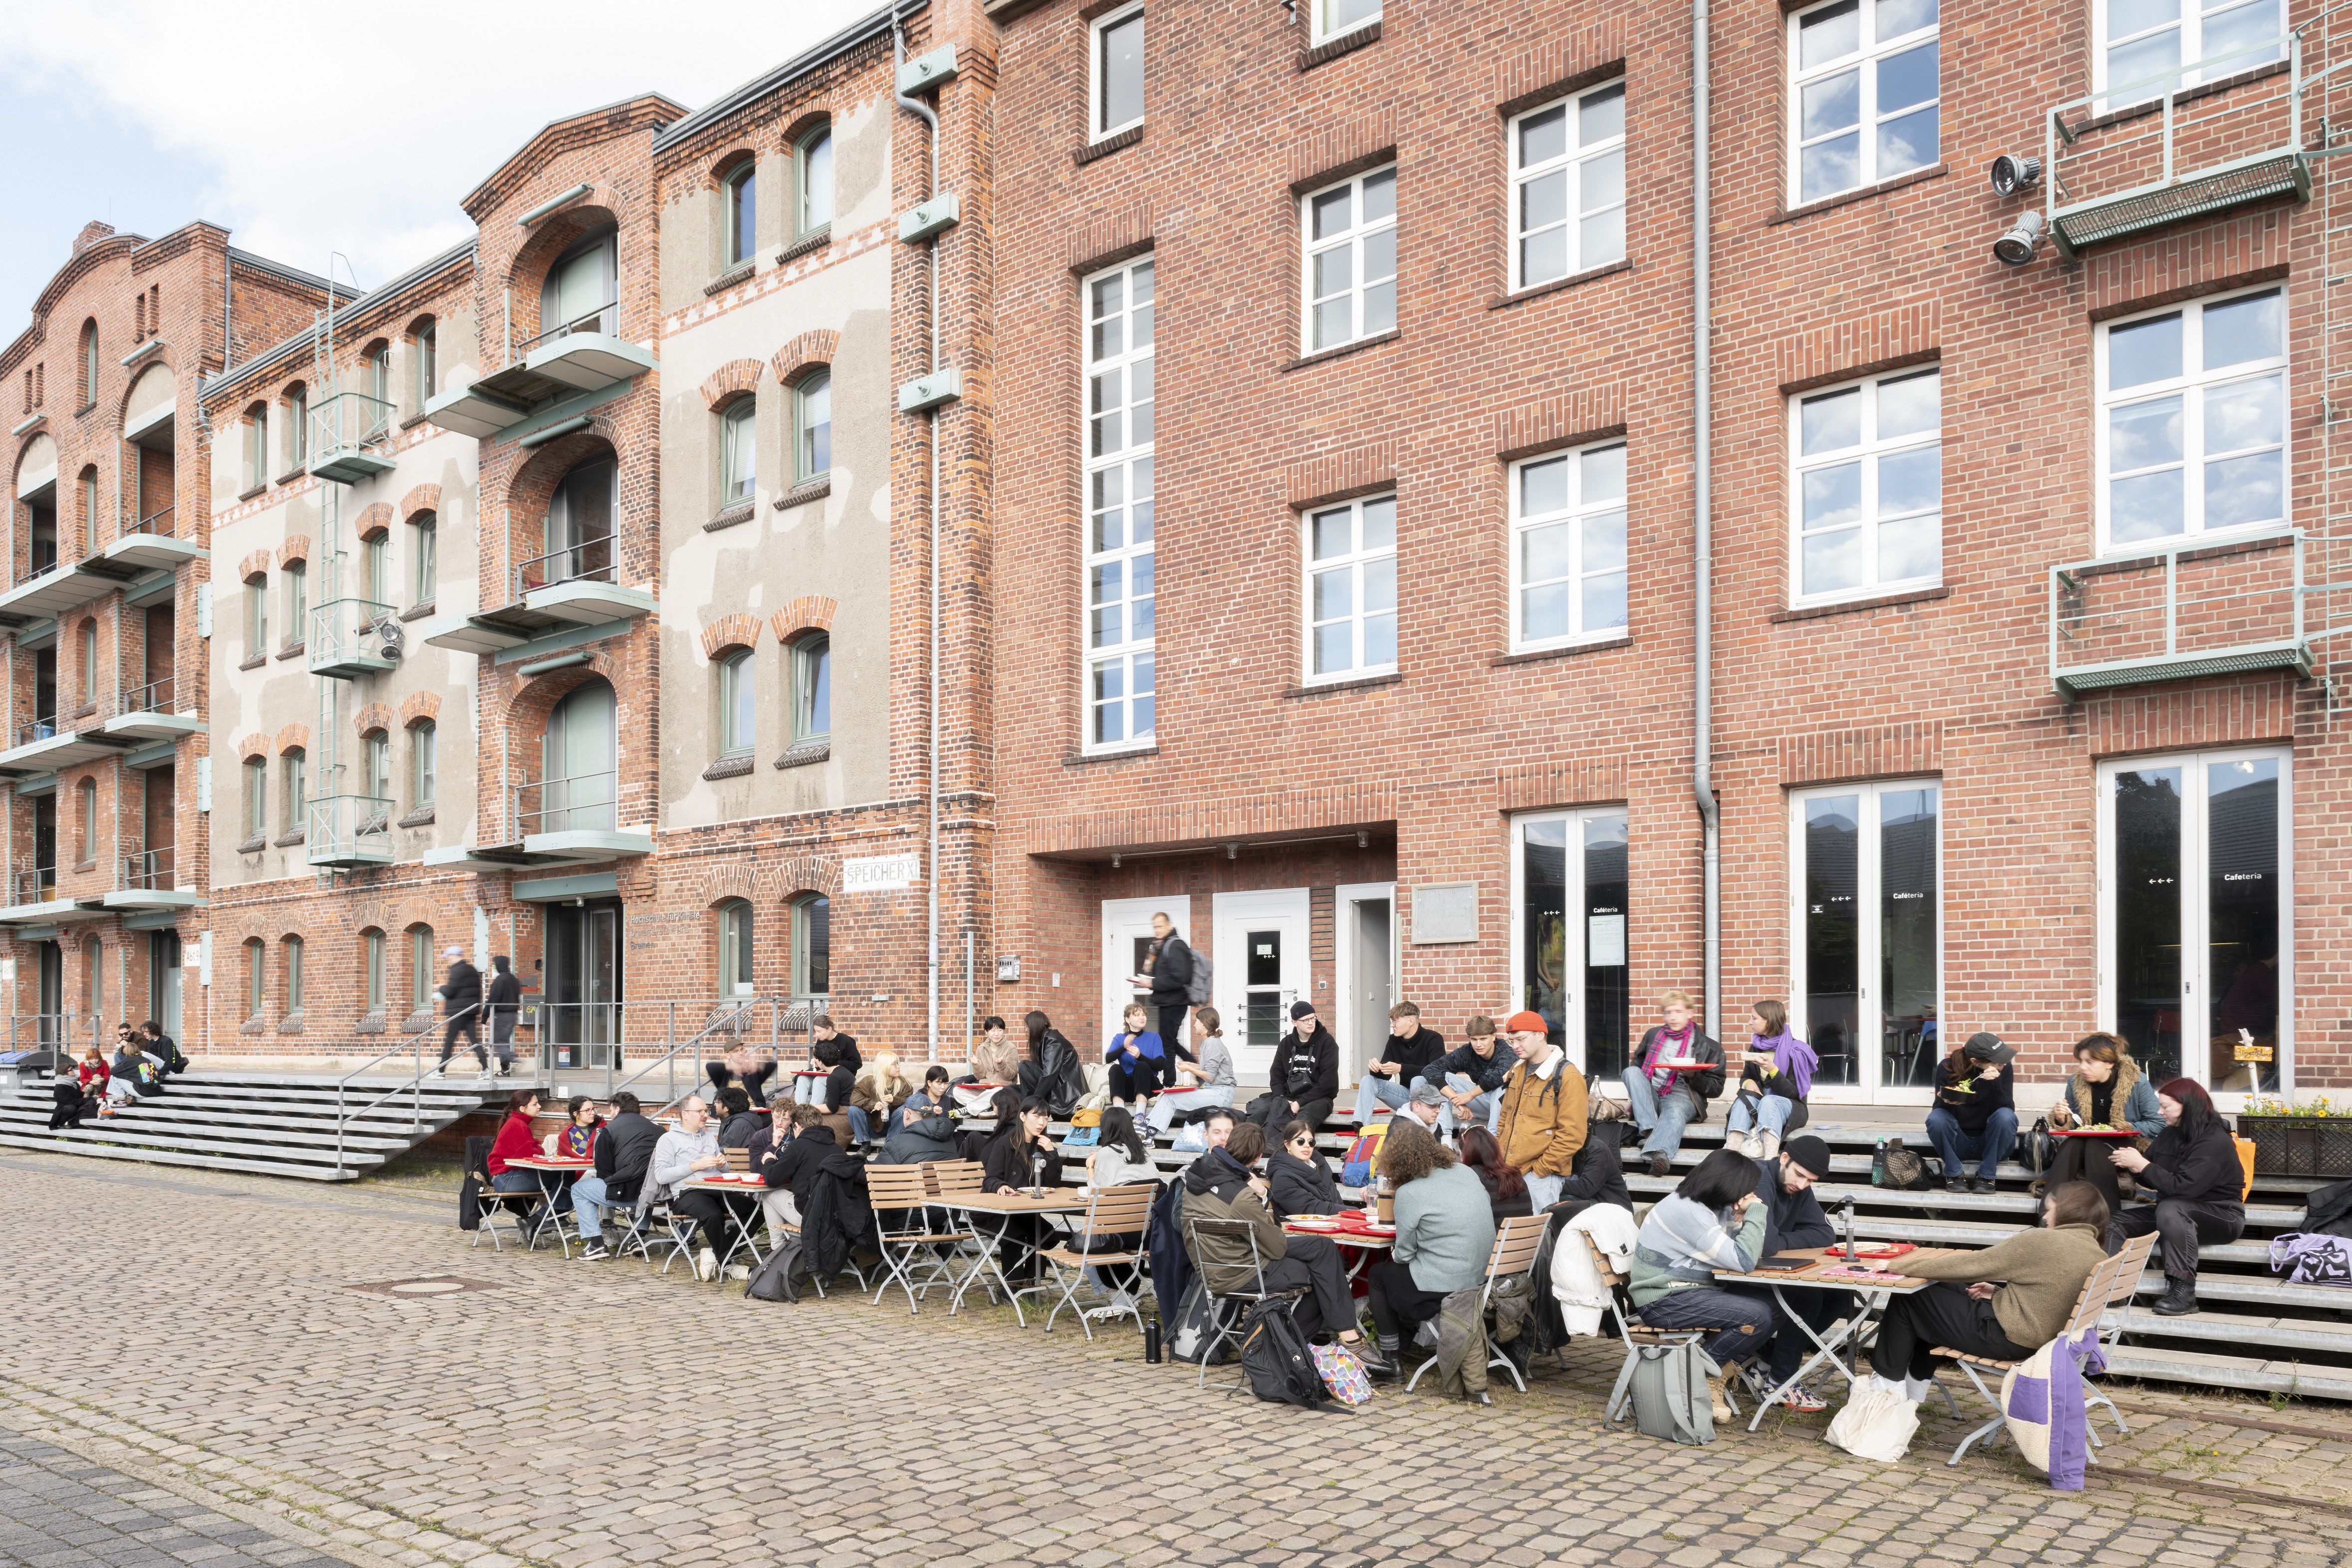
[0,0,877,336]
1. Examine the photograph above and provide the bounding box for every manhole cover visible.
[346,1276,503,1297]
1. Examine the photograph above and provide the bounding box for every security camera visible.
[1993,211,2045,266]
[1989,154,2043,196]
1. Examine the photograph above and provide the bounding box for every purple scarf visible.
[1751,1028,1818,1101]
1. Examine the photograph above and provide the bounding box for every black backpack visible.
[746,1235,806,1303]
[1236,1298,1329,1409]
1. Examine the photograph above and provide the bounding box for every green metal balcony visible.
[306,392,397,484]
[309,598,400,678]
[2049,532,2311,701]
[307,793,395,868]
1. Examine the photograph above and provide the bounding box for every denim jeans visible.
[847,1105,876,1144]
[1925,1106,2017,1180]
[1439,1072,1502,1135]
[490,1170,543,1224]
[569,1173,611,1237]
[1525,1174,1565,1211]
[1725,1093,1793,1137]
[1635,1284,1781,1371]
[1620,1069,1701,1159]
[1147,1083,1233,1133]
[1352,1073,1413,1121]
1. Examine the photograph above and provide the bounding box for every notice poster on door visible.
[1587,913,1626,968]
[843,852,922,892]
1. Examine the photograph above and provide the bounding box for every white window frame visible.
[723,161,757,267]
[1311,0,1380,44]
[1081,255,1157,754]
[411,513,436,605]
[284,560,306,647]
[411,722,436,809]
[283,751,306,834]
[1091,4,1146,141]
[794,374,830,483]
[1786,778,1945,1105]
[1300,165,1397,354]
[365,734,391,803]
[1507,806,1632,1077]
[414,321,436,407]
[1787,367,1943,607]
[2093,285,2288,557]
[245,578,267,656]
[1786,0,1941,207]
[1509,80,1628,292]
[247,406,267,487]
[719,900,756,997]
[1511,440,1629,651]
[793,634,831,744]
[792,893,830,997]
[2092,0,2284,97]
[1302,493,1398,684]
[796,126,834,236]
[719,649,755,757]
[243,759,266,839]
[720,397,757,504]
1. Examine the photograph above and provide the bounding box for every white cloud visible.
[0,0,878,293]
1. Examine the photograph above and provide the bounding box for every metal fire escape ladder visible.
[2314,1,2352,715]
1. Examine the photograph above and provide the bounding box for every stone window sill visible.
[399,412,432,431]
[1770,164,1948,225]
[705,260,756,296]
[401,1010,432,1034]
[1062,744,1159,766]
[276,642,307,660]
[398,806,436,828]
[773,477,831,511]
[238,484,267,502]
[1280,329,1399,374]
[779,227,831,266]
[399,601,436,621]
[704,753,756,781]
[1490,635,1633,666]
[1076,125,1143,167]
[74,858,95,873]
[238,655,266,671]
[274,828,306,847]
[275,468,307,488]
[75,401,98,419]
[772,741,831,771]
[354,1011,387,1036]
[72,703,96,720]
[1285,671,1402,698]
[705,500,756,533]
[276,1011,305,1036]
[1490,258,1633,311]
[236,835,266,854]
[1770,585,1950,622]
[1300,18,1380,70]
[239,1013,267,1036]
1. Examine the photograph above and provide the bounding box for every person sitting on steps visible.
[1926,1032,2019,1195]
[2106,1078,2246,1318]
[1724,999,1815,1160]
[1621,990,1726,1177]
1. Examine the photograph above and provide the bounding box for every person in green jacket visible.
[1361,1119,1496,1381]
[1868,1181,2111,1401]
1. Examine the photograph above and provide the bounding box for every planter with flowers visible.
[2237,1096,2352,1177]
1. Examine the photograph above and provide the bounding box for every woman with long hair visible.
[1725,998,1817,1159]
[1456,1125,1531,1223]
[1626,1147,1781,1421]
[981,1097,1067,1286]
[2038,1033,2165,1212]
[1151,1005,1237,1133]
[1266,1118,1347,1218]
[1359,1120,1497,1385]
[2108,1078,2246,1316]
[484,1087,548,1226]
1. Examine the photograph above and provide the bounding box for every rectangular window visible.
[366,534,390,604]
[285,937,303,1013]
[366,734,390,802]
[366,930,385,1011]
[2097,0,2281,96]
[1513,442,1627,648]
[2097,287,2284,554]
[795,375,830,481]
[244,758,265,838]
[1084,258,1156,750]
[247,942,265,1014]
[284,562,306,646]
[1790,368,1941,603]
[720,652,755,756]
[722,400,757,502]
[794,895,831,996]
[725,164,758,266]
[1511,81,1626,290]
[246,579,267,652]
[1790,780,1942,1099]
[1789,0,1939,205]
[1313,0,1379,43]
[288,389,307,468]
[284,752,306,831]
[1512,807,1631,1078]
[248,409,267,487]
[797,128,834,235]
[1304,494,1397,681]
[1094,6,1145,138]
[416,323,437,406]
[411,928,434,1014]
[412,514,436,604]
[1302,166,1396,352]
[794,635,832,743]
[412,722,436,808]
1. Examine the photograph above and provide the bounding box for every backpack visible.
[1610,1339,1717,1444]
[1339,1120,1391,1188]
[1237,1297,1329,1409]
[1164,1276,1229,1364]
[746,1235,806,1303]
[1183,949,1214,1007]
[1880,1138,1932,1191]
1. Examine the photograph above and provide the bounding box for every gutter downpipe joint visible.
[1693,0,1721,1044]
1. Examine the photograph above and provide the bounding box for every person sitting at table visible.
[756,1103,836,1242]
[965,1015,1025,1087]
[1493,1012,1588,1210]
[1150,1006,1238,1134]
[557,1095,603,1161]
[651,1095,733,1281]
[704,1042,777,1110]
[1267,1119,1347,1219]
[1457,1126,1531,1224]
[980,1098,1067,1286]
[883,1066,963,1165]
[1926,1032,2019,1195]
[1868,1180,2110,1401]
[1621,989,1726,1177]
[579,1091,660,1258]
[2106,1078,2245,1318]
[1725,999,1816,1160]
[1552,1092,1635,1213]
[1105,1001,1172,1110]
[2039,1033,2165,1215]
[1180,1121,1379,1366]
[1358,1119,1497,1388]
[715,1086,764,1150]
[1736,1133,1842,1413]
[1350,1000,1448,1123]
[486,1088,548,1226]
[1246,1002,1338,1136]
[1627,1147,1781,1423]
[1421,1017,1520,1135]
[852,1049,919,1145]
[1018,1011,1089,1117]
[1076,1106,1158,1304]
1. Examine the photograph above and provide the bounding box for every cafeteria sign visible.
[843,852,922,893]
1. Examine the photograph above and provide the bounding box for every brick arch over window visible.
[398,691,442,728]
[399,483,440,521]
[700,612,763,661]
[239,549,272,582]
[706,148,758,191]
[770,594,837,645]
[780,109,834,153]
[501,426,619,580]
[771,331,838,388]
[506,202,622,341]
[355,703,395,739]
[703,864,758,904]
[275,723,311,756]
[277,535,310,568]
[770,856,844,899]
[701,359,764,410]
[354,503,395,539]
[236,733,269,763]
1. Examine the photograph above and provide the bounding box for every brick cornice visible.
[1775,300,1940,394]
[700,611,763,659]
[1285,440,1398,511]
[2080,684,2296,757]
[771,594,837,644]
[355,503,394,539]
[772,330,839,387]
[235,732,269,762]
[701,358,765,409]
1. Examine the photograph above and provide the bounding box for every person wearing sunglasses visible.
[1266,1118,1346,1219]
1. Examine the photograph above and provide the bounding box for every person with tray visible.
[2038,1033,2165,1215]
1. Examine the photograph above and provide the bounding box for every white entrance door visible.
[1213,888,1312,1086]
[1100,895,1190,1053]
[1510,808,1630,1079]
[1334,881,1396,1086]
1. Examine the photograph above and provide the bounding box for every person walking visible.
[484,956,524,1078]
[430,947,485,1081]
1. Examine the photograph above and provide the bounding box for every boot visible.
[1649,1154,1672,1178]
[1356,1341,1401,1383]
[2151,1275,2200,1316]
[1706,1374,1733,1425]
[1758,1131,1780,1161]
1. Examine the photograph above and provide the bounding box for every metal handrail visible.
[16,717,57,746]
[599,996,827,1114]
[8,1012,103,1052]
[331,1001,484,1177]
[514,541,615,600]
[308,389,395,458]
[519,299,619,355]
[126,505,175,539]
[2049,529,2305,676]
[512,768,618,835]
[2046,31,2304,216]
[17,559,57,587]
[14,867,55,903]
[118,847,174,892]
[119,677,175,715]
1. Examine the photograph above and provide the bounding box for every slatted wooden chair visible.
[722,1146,752,1175]
[1183,1216,1312,1393]
[866,1164,976,1313]
[918,1160,991,1298]
[1931,1230,2157,1464]
[1027,1181,1160,1339]
[1404,1213,1549,1393]
[1591,1229,1743,1425]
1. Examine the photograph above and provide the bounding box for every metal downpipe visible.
[1692,0,1721,1043]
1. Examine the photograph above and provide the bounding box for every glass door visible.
[544,901,624,1071]
[1511,807,1631,1077]
[1788,781,1942,1102]
[36,942,61,1046]
[149,930,182,1043]
[2099,750,2288,1097]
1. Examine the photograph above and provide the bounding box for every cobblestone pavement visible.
[0,1432,354,1568]
[4,1149,2352,1568]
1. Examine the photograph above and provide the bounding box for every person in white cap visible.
[427,946,487,1081]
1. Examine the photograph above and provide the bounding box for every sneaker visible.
[1648,1154,1672,1178]
[1946,1177,1969,1194]
[1776,1381,1829,1413]
[1738,1134,1763,1158]
[578,1245,609,1262]
[1705,1374,1733,1425]
[423,1070,445,1082]
[1757,1131,1780,1161]
[724,1263,750,1282]
[1970,1177,1996,1195]
[695,1246,719,1282]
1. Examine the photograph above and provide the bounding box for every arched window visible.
[411,318,437,407]
[79,466,101,548]
[284,559,306,649]
[541,224,617,341]
[283,936,304,1013]
[364,731,391,803]
[541,680,615,831]
[242,757,266,841]
[363,929,386,1011]
[720,397,757,503]
[796,127,833,235]
[286,384,308,468]
[794,372,830,483]
[791,893,830,997]
[76,778,97,866]
[245,939,266,1015]
[410,510,437,605]
[724,161,757,267]
[79,321,98,405]
[718,900,755,997]
[367,344,390,406]
[78,619,97,706]
[719,650,754,757]
[245,403,269,489]
[793,634,831,745]
[82,936,102,1017]
[411,720,437,809]
[282,747,306,835]
[543,458,614,589]
[409,926,435,1014]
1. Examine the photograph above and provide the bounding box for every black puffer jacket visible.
[1266,1148,1346,1219]
[2141,1115,2246,1212]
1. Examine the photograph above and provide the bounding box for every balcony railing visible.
[513,768,617,837]
[119,846,175,892]
[520,298,619,355]
[17,716,58,748]
[2050,531,2310,698]
[515,540,615,602]
[307,792,394,866]
[308,597,397,675]
[18,558,57,588]
[119,677,174,716]
[13,866,56,904]
[307,391,397,483]
[125,504,175,540]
